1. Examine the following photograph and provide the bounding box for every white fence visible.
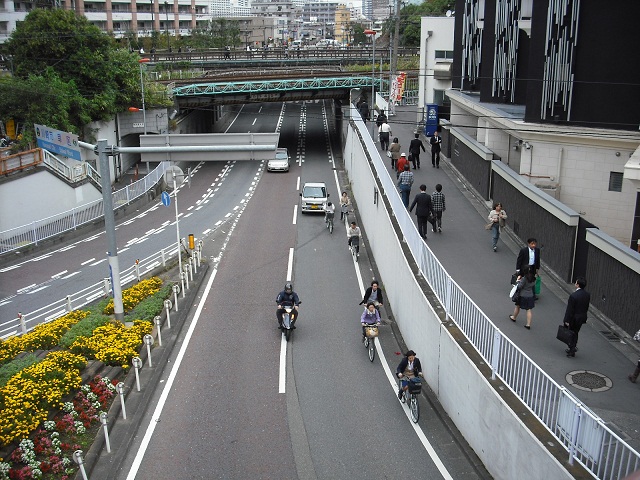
[346,104,640,480]
[0,162,168,255]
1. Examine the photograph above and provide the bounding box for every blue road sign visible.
[161,191,171,207]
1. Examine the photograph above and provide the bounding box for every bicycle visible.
[349,236,360,262]
[362,322,380,362]
[398,376,422,423]
[325,211,334,234]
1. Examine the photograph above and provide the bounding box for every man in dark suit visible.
[516,238,540,276]
[563,277,591,357]
[409,184,433,239]
[409,133,426,169]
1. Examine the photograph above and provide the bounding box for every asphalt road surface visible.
[116,101,490,480]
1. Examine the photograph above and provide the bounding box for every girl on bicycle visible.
[396,350,423,399]
[360,301,381,341]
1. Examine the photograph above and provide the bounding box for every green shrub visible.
[0,353,40,387]
[59,314,111,348]
[127,284,174,321]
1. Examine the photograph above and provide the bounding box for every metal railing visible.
[0,242,180,339]
[353,107,640,479]
[0,162,168,255]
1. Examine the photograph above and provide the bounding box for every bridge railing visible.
[351,104,640,479]
[0,162,168,255]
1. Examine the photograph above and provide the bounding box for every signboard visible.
[424,104,439,137]
[161,191,171,207]
[34,124,81,161]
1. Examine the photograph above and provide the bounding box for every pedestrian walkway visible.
[371,105,640,452]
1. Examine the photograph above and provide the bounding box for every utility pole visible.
[389,0,401,115]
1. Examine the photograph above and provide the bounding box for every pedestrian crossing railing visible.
[351,106,640,480]
[0,242,180,340]
[0,162,169,255]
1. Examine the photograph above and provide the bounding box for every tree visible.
[399,0,452,47]
[5,9,141,127]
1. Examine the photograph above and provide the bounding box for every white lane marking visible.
[59,245,76,252]
[296,176,300,190]
[81,258,96,266]
[61,271,80,279]
[31,254,52,262]
[203,229,212,235]
[1,330,17,339]
[27,286,49,294]
[279,334,287,393]
[252,118,257,126]
[0,265,20,273]
[224,105,244,133]
[90,259,107,266]
[292,205,298,225]
[86,292,103,303]
[0,300,12,307]
[125,269,218,480]
[51,270,68,279]
[286,247,294,282]
[17,284,36,294]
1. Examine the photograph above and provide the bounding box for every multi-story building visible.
[333,4,350,44]
[448,0,640,246]
[0,0,210,42]
[250,0,298,43]
[302,0,339,38]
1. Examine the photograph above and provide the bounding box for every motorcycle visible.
[280,305,298,341]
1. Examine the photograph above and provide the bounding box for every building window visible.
[433,89,450,106]
[608,172,623,192]
[435,50,454,60]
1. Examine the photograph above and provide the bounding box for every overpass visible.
[171,74,380,108]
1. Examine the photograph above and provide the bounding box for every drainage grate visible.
[600,330,620,342]
[566,370,612,392]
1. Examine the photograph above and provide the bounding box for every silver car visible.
[267,148,290,172]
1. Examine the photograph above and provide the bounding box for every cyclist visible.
[396,350,423,399]
[347,221,361,255]
[361,301,381,341]
[359,280,384,309]
[324,201,335,224]
[276,282,300,329]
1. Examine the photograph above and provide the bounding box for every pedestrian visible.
[629,359,640,383]
[396,152,409,179]
[430,130,442,168]
[516,238,540,276]
[409,133,426,169]
[409,184,433,239]
[358,100,369,123]
[376,110,387,128]
[488,202,507,252]
[509,266,536,329]
[388,138,401,169]
[378,121,392,151]
[397,164,414,208]
[340,191,350,221]
[431,184,445,233]
[563,277,591,357]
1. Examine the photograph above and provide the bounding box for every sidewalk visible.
[374,106,640,452]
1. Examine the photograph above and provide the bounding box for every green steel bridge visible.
[172,74,382,107]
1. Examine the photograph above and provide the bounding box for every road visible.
[116,101,490,479]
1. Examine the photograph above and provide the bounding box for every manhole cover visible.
[566,370,612,392]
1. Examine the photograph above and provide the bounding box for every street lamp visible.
[364,29,377,139]
[129,57,150,171]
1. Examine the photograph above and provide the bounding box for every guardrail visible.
[0,241,180,340]
[353,105,640,479]
[0,162,168,255]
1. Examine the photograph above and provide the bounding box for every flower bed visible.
[0,375,118,480]
[0,352,86,446]
[0,311,90,365]
[103,277,162,315]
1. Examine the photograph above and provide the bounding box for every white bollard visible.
[132,357,142,392]
[18,312,27,335]
[164,299,172,327]
[172,284,180,312]
[180,272,186,298]
[192,253,198,274]
[73,450,89,480]
[100,412,111,453]
[135,259,140,282]
[154,316,162,346]
[188,258,194,281]
[116,382,127,419]
[66,295,72,312]
[183,265,190,290]
[103,278,111,296]
[143,334,154,367]
[161,248,166,267]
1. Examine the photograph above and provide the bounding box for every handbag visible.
[387,150,392,158]
[534,276,541,295]
[484,222,493,230]
[510,286,520,303]
[509,284,518,300]
[510,273,518,286]
[556,325,576,346]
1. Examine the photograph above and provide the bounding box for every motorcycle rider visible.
[276,282,300,329]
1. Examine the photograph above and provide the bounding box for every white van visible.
[299,182,329,213]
